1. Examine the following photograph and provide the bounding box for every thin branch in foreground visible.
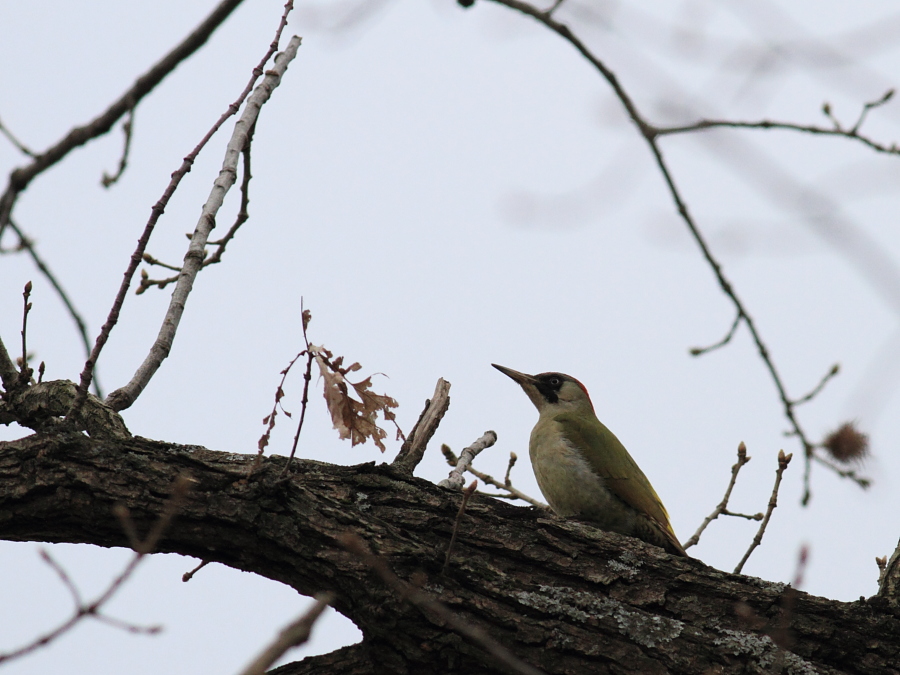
[442,444,547,509]
[76,5,298,416]
[100,106,135,188]
[734,450,793,574]
[683,442,760,550]
[0,474,190,665]
[442,480,477,575]
[438,431,498,489]
[237,593,335,675]
[339,533,546,675]
[689,311,742,356]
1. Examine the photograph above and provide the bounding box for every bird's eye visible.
[548,377,561,387]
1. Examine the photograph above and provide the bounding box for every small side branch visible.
[0,116,36,157]
[655,90,900,156]
[792,364,840,406]
[5,220,101,396]
[442,445,547,509]
[136,125,257,294]
[689,312,742,357]
[684,442,760,550]
[100,106,135,188]
[182,559,211,583]
[438,431,498,489]
[734,450,793,574]
[392,378,452,474]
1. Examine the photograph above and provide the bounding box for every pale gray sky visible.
[2,1,900,671]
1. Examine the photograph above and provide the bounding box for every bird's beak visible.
[492,364,545,411]
[492,364,537,386]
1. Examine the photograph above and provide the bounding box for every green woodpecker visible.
[492,364,687,557]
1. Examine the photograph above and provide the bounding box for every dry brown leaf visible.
[313,346,399,452]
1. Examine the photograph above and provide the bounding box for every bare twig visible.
[0,116,36,157]
[438,431,498,489]
[392,377,452,473]
[38,549,83,607]
[137,123,257,294]
[811,452,871,488]
[734,450,793,574]
[442,445,547,509]
[182,560,211,583]
[793,364,840,406]
[18,281,32,384]
[689,311,742,356]
[504,452,518,486]
[850,89,895,135]
[546,0,566,16]
[76,7,298,416]
[5,220,101,396]
[656,116,900,156]
[237,593,335,675]
[442,480,477,575]
[277,306,315,477]
[0,0,248,238]
[684,442,761,550]
[339,533,545,675]
[101,106,135,188]
[141,253,183,272]
[0,474,190,665]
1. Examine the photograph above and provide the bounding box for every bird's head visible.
[492,364,595,415]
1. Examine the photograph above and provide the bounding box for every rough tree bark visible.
[1,431,898,674]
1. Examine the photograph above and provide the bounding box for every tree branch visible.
[1,433,897,674]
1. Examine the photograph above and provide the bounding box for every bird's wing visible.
[555,412,678,540]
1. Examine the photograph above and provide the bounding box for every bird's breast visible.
[529,426,639,534]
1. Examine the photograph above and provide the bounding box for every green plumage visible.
[494,364,686,556]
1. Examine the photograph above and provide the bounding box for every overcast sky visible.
[3,0,900,672]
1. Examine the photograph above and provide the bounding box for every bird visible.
[492,364,687,557]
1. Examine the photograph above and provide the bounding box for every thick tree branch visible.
[1,433,898,674]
